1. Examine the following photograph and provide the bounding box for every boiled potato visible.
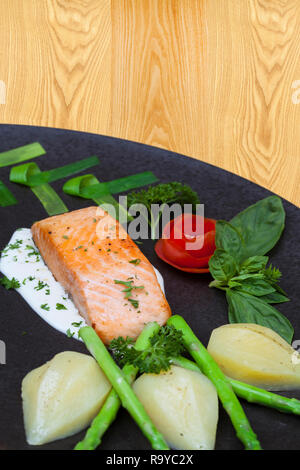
[22,351,111,445]
[133,365,218,450]
[207,323,300,391]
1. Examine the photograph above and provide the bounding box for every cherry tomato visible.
[155,214,216,273]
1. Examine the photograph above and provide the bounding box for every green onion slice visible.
[63,171,158,199]
[0,180,17,207]
[63,171,158,222]
[63,174,132,222]
[82,171,158,198]
[10,162,68,216]
[0,142,46,168]
[31,185,68,216]
[10,156,99,187]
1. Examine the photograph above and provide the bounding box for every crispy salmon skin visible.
[31,206,171,343]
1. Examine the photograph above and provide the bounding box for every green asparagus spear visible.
[171,356,300,416]
[75,322,160,450]
[79,325,169,450]
[229,379,300,415]
[167,315,262,450]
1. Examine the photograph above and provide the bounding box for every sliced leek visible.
[23,156,99,187]
[0,180,17,207]
[63,174,129,221]
[10,162,68,216]
[0,142,45,168]
[63,171,158,222]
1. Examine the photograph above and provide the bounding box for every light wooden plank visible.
[0,0,111,134]
[111,0,300,206]
[0,1,299,205]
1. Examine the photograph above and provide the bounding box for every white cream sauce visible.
[0,228,165,340]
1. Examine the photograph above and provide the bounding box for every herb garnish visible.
[22,276,35,285]
[34,280,49,291]
[128,298,139,309]
[109,325,184,374]
[114,279,144,309]
[0,276,20,289]
[208,196,293,343]
[8,240,23,249]
[129,258,141,266]
[66,328,75,338]
[40,304,50,311]
[1,239,23,256]
[56,303,67,310]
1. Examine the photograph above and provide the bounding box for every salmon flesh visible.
[31,206,172,344]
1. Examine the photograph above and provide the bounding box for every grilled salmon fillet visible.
[31,206,171,344]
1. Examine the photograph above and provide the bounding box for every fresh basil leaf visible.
[234,278,275,297]
[215,220,244,262]
[228,280,242,288]
[208,249,238,283]
[226,289,293,343]
[230,273,264,281]
[230,196,285,262]
[259,291,290,304]
[240,256,269,273]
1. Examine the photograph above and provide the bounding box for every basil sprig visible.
[209,196,293,344]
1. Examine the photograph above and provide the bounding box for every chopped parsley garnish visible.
[128,298,139,309]
[9,240,23,249]
[45,289,50,295]
[26,245,39,256]
[62,235,69,240]
[129,258,141,266]
[23,276,35,285]
[114,279,144,309]
[25,245,40,261]
[0,276,20,290]
[40,304,50,311]
[71,321,83,328]
[56,303,67,310]
[75,245,83,251]
[34,281,49,291]
[1,240,23,256]
[66,328,75,338]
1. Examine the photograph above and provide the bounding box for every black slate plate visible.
[0,124,299,451]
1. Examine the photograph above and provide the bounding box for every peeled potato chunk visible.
[133,365,218,450]
[207,323,300,391]
[22,351,111,445]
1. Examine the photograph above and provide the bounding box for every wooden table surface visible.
[0,0,299,206]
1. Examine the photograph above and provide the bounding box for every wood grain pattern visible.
[0,0,299,205]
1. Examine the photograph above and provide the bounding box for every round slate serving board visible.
[0,124,299,451]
